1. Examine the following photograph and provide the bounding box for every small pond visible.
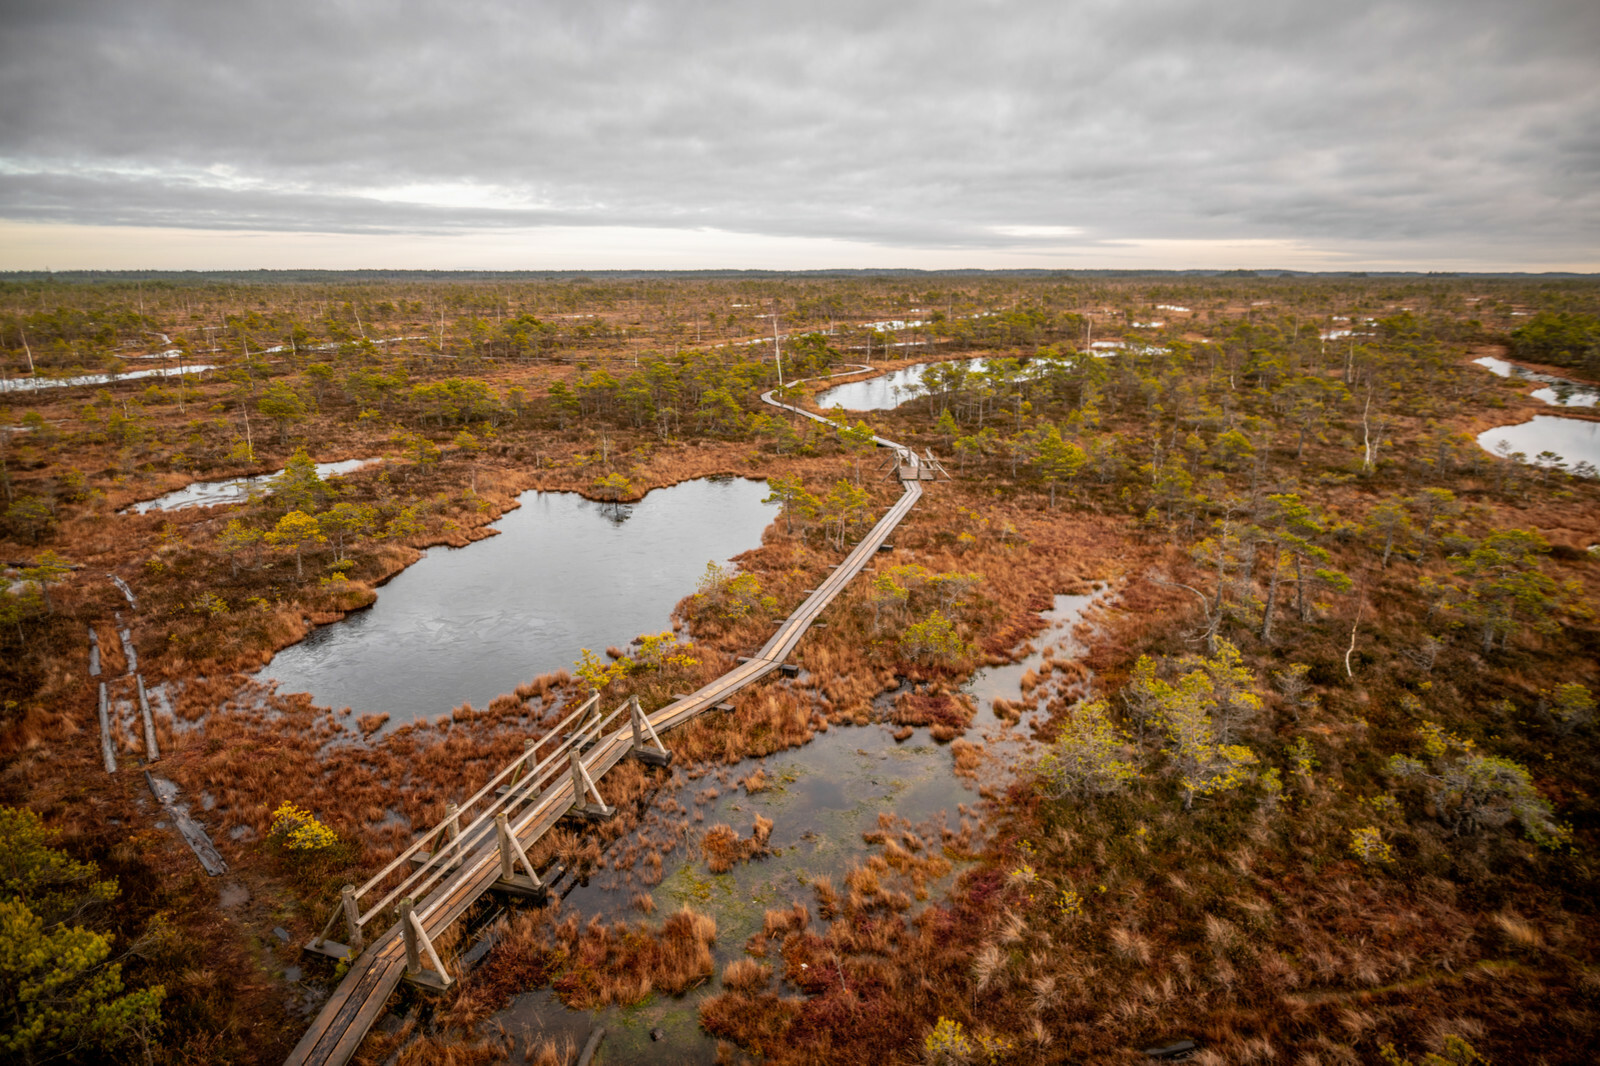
[125,459,380,513]
[1478,416,1600,473]
[257,477,777,726]
[1473,356,1599,408]
[815,358,989,411]
[814,349,1129,413]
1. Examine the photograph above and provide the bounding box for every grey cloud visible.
[1,0,1596,263]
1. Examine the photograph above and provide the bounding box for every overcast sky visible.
[1,0,1595,271]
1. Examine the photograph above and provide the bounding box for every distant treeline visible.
[4,268,1598,288]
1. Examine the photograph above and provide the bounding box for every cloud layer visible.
[1,0,1596,268]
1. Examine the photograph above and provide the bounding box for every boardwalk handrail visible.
[354,695,594,897]
[289,362,938,1065]
[313,692,622,952]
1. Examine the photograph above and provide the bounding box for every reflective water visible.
[1478,416,1600,472]
[482,589,1109,1063]
[815,358,988,411]
[1473,356,1599,408]
[0,364,217,393]
[125,459,380,513]
[258,477,776,724]
[964,589,1106,764]
[860,318,930,331]
[491,717,975,1063]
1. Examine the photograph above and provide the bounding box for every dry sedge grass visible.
[722,957,772,993]
[404,900,719,1037]
[7,278,1600,1065]
[702,814,774,874]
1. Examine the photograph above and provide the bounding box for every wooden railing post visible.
[509,737,536,786]
[491,811,556,901]
[342,885,363,951]
[626,695,672,767]
[398,897,451,991]
[307,883,364,960]
[399,897,419,972]
[495,814,515,883]
[568,748,615,821]
[443,801,462,867]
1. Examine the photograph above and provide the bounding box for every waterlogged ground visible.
[476,588,1112,1064]
[258,477,777,727]
[964,588,1108,768]
[490,717,976,1063]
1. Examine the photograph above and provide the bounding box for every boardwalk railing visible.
[286,365,944,1065]
[305,693,670,968]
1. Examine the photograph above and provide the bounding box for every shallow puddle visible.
[485,711,977,1064]
[963,588,1110,770]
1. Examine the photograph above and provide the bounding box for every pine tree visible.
[1036,699,1139,801]
[265,510,326,579]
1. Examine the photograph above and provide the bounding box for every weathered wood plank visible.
[96,682,115,773]
[145,772,227,875]
[137,675,159,760]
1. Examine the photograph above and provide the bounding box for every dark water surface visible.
[489,717,976,1063]
[257,477,775,724]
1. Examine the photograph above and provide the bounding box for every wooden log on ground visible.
[97,682,115,773]
[137,675,159,761]
[145,772,228,876]
[116,615,137,673]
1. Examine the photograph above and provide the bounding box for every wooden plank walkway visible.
[286,369,927,1066]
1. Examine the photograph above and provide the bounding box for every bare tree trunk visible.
[1296,554,1309,621]
[1259,543,1282,642]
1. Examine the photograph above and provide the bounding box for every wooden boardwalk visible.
[286,371,931,1066]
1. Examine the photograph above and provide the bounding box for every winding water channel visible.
[258,477,777,726]
[814,358,987,410]
[1474,356,1599,408]
[125,459,380,513]
[0,363,217,393]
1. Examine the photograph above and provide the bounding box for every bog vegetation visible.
[0,270,1597,1063]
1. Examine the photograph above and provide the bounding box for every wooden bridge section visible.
[286,371,939,1066]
